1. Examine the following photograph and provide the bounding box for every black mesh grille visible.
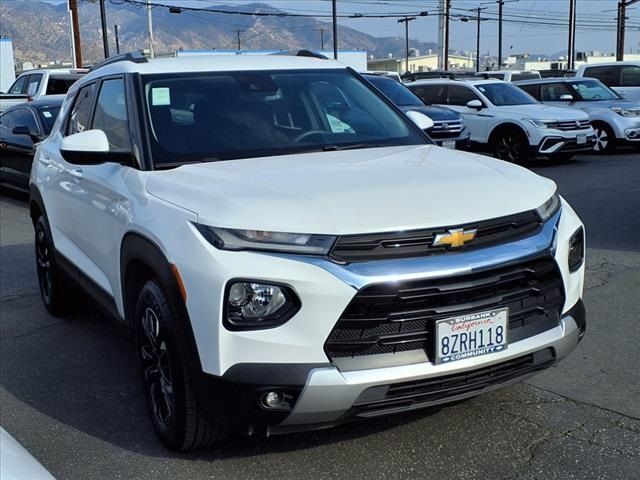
[330,210,542,263]
[324,257,565,365]
[352,349,555,416]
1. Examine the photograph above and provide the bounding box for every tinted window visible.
[366,75,423,107]
[540,82,574,101]
[46,76,81,95]
[143,70,425,166]
[67,83,96,135]
[37,106,62,134]
[7,75,27,94]
[518,84,540,99]
[476,83,538,106]
[0,108,39,134]
[26,74,43,96]
[409,84,446,104]
[447,85,480,106]
[620,66,640,87]
[92,79,130,150]
[583,66,621,87]
[511,73,540,81]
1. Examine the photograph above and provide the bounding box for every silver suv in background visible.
[516,77,640,153]
[575,62,640,102]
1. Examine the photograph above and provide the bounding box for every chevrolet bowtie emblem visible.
[433,228,477,248]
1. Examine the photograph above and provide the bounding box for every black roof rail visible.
[270,50,329,60]
[89,51,148,72]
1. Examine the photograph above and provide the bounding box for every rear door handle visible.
[69,168,83,180]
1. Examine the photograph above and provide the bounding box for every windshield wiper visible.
[322,143,390,151]
[154,159,219,170]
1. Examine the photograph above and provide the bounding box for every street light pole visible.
[497,0,504,67]
[443,0,451,71]
[398,17,416,74]
[332,0,338,59]
[114,24,120,55]
[99,0,110,58]
[147,0,155,58]
[567,0,576,69]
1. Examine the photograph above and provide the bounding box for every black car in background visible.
[363,73,470,149]
[0,96,64,192]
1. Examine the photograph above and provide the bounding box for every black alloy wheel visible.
[494,129,529,163]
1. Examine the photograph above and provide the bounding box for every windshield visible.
[37,106,61,134]
[142,69,426,166]
[569,79,621,101]
[365,75,424,107]
[476,82,539,106]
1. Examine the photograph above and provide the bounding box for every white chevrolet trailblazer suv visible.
[30,52,586,451]
[407,79,595,162]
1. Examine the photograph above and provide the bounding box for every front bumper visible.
[535,134,596,155]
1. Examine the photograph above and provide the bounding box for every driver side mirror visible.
[466,99,483,110]
[559,94,574,102]
[406,111,435,131]
[12,125,44,142]
[60,129,131,165]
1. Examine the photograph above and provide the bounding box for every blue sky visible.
[45,0,640,56]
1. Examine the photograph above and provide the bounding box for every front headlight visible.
[535,193,561,222]
[610,107,640,118]
[195,224,336,255]
[525,119,557,129]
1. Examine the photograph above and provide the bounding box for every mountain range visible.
[0,0,440,65]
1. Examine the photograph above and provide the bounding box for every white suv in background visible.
[30,52,586,451]
[407,79,595,162]
[575,62,640,102]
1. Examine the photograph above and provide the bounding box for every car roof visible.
[477,70,538,75]
[19,69,86,76]
[407,78,506,87]
[514,76,604,85]
[579,61,640,68]
[81,54,345,84]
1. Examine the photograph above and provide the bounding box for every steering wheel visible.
[293,130,327,142]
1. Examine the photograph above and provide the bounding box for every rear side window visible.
[409,84,446,104]
[7,75,27,94]
[46,77,80,95]
[518,84,540,99]
[92,78,131,150]
[511,73,540,81]
[583,66,621,87]
[26,74,43,96]
[67,83,96,135]
[447,85,480,106]
[620,66,640,87]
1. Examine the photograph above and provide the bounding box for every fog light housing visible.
[224,280,300,330]
[568,227,584,272]
[260,390,295,410]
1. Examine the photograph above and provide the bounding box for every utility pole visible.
[616,0,640,60]
[314,28,326,51]
[332,0,338,59]
[233,29,245,51]
[99,0,110,59]
[398,17,416,74]
[147,0,155,58]
[497,0,504,67]
[443,0,451,71]
[68,0,82,67]
[114,24,121,55]
[472,7,488,72]
[567,0,577,69]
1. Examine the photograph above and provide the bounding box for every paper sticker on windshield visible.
[42,111,52,118]
[326,114,354,134]
[151,87,171,106]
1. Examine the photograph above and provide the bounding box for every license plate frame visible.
[435,307,509,364]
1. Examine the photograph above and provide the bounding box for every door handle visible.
[69,168,83,180]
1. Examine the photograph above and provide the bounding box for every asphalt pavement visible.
[1,151,639,480]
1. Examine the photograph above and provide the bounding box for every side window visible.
[92,78,131,150]
[26,74,43,96]
[583,66,620,87]
[410,85,446,104]
[518,84,540,99]
[8,75,28,94]
[67,83,96,135]
[447,85,480,106]
[620,66,640,87]
[46,77,79,95]
[0,108,39,135]
[540,83,573,101]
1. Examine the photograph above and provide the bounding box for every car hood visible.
[572,100,640,110]
[398,104,461,121]
[146,145,556,235]
[497,104,590,120]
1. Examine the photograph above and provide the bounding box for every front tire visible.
[34,216,75,316]
[135,279,225,451]
[592,122,615,154]
[493,128,530,163]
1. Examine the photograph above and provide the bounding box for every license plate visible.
[442,140,456,149]
[436,308,508,364]
[577,134,587,145]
